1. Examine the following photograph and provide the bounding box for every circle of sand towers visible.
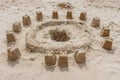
[26,21,92,53]
[6,10,114,67]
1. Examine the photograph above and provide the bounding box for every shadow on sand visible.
[7,58,20,67]
[77,62,87,68]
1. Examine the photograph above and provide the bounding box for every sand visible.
[0,0,120,80]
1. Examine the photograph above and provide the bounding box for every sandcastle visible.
[22,15,31,26]
[6,31,16,43]
[52,11,58,19]
[74,51,86,64]
[13,22,22,33]
[79,11,87,21]
[58,51,68,67]
[102,37,113,50]
[100,27,110,37]
[7,46,21,61]
[66,10,73,19]
[36,11,43,21]
[5,10,114,69]
[45,52,56,66]
[91,17,100,27]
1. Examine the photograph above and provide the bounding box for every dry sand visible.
[0,0,120,80]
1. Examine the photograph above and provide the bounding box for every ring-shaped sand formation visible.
[26,21,92,53]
